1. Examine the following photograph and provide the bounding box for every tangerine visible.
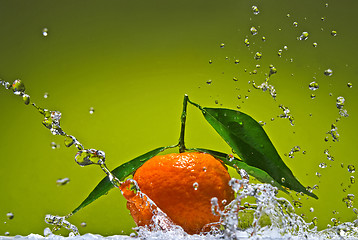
[126,152,235,234]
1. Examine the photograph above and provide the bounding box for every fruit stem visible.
[179,94,188,153]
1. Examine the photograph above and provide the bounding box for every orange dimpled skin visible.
[126,152,235,234]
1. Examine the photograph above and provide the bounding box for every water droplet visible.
[208,60,212,64]
[56,178,70,186]
[250,26,258,35]
[336,96,345,109]
[12,79,25,96]
[348,164,356,173]
[277,49,282,57]
[81,222,87,227]
[244,38,250,47]
[50,142,59,149]
[89,107,95,114]
[319,163,327,168]
[259,121,266,126]
[44,92,49,98]
[262,36,266,41]
[325,3,329,7]
[193,182,199,190]
[75,149,106,166]
[220,43,225,48]
[324,149,334,161]
[234,59,240,64]
[293,200,303,208]
[288,146,301,158]
[281,177,286,183]
[350,176,355,184]
[254,52,262,60]
[312,217,318,226]
[331,30,337,36]
[252,5,260,15]
[4,232,10,236]
[347,82,353,88]
[324,68,333,76]
[342,194,355,208]
[203,167,207,172]
[22,94,30,105]
[293,22,298,27]
[310,207,314,212]
[42,28,48,37]
[321,17,325,21]
[298,31,309,40]
[316,172,321,177]
[313,42,318,47]
[309,81,319,91]
[206,79,212,85]
[6,212,14,220]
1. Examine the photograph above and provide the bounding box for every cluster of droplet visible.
[278,104,295,126]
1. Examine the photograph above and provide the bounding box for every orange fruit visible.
[125,152,235,234]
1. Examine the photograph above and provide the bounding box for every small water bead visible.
[309,81,319,91]
[262,36,266,41]
[281,177,285,183]
[208,60,212,64]
[293,21,298,27]
[44,92,49,99]
[42,28,48,37]
[298,31,309,40]
[50,142,60,149]
[233,77,238,82]
[310,207,314,212]
[244,38,250,47]
[347,82,353,88]
[250,26,258,35]
[252,5,260,15]
[193,182,199,190]
[319,163,327,168]
[220,43,225,48]
[348,164,355,173]
[56,178,70,186]
[311,94,316,99]
[277,49,282,57]
[6,212,14,220]
[316,172,321,177]
[4,232,10,236]
[81,222,87,227]
[336,96,345,109]
[12,79,25,95]
[350,176,355,184]
[331,30,337,36]
[89,107,95,114]
[324,68,333,76]
[206,79,212,85]
[45,214,79,235]
[254,52,262,60]
[313,42,318,47]
[22,94,30,105]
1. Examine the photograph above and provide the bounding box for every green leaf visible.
[192,104,317,199]
[193,148,288,193]
[71,147,167,215]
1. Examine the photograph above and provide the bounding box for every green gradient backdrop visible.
[0,0,357,236]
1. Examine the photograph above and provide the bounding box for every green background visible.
[0,0,357,236]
